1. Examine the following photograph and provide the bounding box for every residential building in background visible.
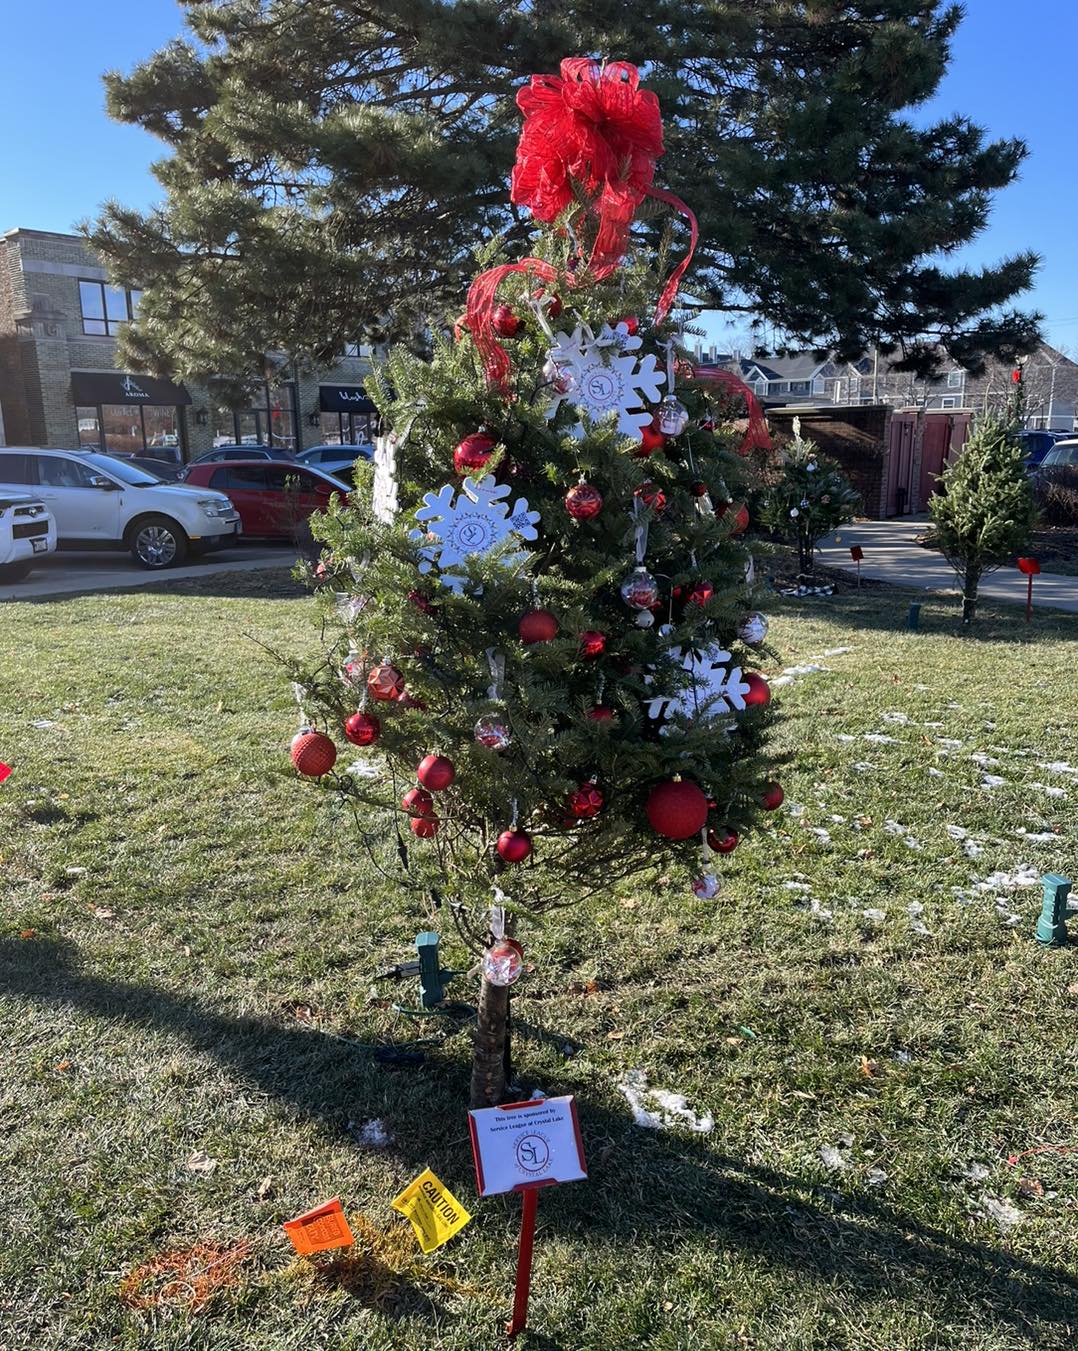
[0,227,380,457]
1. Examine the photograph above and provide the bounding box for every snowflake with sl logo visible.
[646,644,751,728]
[546,323,665,440]
[412,475,540,592]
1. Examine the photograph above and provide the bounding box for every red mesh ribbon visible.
[690,367,772,456]
[646,187,698,324]
[465,260,560,391]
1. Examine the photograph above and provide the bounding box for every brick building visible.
[0,227,378,460]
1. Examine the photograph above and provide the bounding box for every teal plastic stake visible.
[415,931,449,1008]
[907,602,921,630]
[1035,875,1071,946]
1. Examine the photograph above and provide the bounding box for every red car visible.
[181,460,349,539]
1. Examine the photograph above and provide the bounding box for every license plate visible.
[31,537,48,553]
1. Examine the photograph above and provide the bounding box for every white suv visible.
[0,490,56,582]
[0,448,241,569]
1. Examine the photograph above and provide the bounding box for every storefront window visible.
[213,382,297,449]
[142,406,179,455]
[79,280,141,337]
[319,411,375,445]
[75,404,181,459]
[102,404,145,458]
[76,406,101,450]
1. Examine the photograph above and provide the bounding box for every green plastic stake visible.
[1035,875,1071,946]
[415,931,449,1008]
[907,602,921,630]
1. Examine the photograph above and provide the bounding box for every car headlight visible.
[196,498,235,518]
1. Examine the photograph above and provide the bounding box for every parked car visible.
[1036,438,1078,470]
[0,448,240,569]
[129,456,185,481]
[0,489,56,582]
[1019,430,1073,468]
[181,460,349,539]
[297,443,374,469]
[178,445,294,479]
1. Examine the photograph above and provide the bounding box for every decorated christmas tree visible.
[288,59,781,1107]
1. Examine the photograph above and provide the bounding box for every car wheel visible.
[0,560,33,582]
[127,515,189,569]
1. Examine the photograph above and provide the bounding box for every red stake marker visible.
[508,1185,540,1338]
[1017,557,1040,624]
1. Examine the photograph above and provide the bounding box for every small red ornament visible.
[586,705,615,722]
[496,829,533,863]
[579,630,607,659]
[518,609,558,644]
[636,419,667,457]
[619,316,639,335]
[691,481,709,498]
[402,786,435,817]
[742,672,771,707]
[453,432,495,476]
[687,580,714,607]
[1012,367,1023,384]
[534,287,562,319]
[492,304,523,338]
[408,589,436,615]
[410,815,439,838]
[368,663,405,702]
[761,782,784,811]
[566,782,604,819]
[417,754,456,791]
[707,826,740,855]
[290,729,337,778]
[699,417,716,432]
[565,482,603,520]
[344,712,381,746]
[635,482,666,512]
[646,778,709,840]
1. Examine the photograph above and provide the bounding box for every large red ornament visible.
[417,754,456,792]
[635,419,667,457]
[290,730,337,778]
[566,782,604,819]
[518,609,558,644]
[367,663,405,702]
[635,482,666,513]
[586,705,615,722]
[742,672,771,708]
[402,786,435,817]
[579,630,606,659]
[565,483,603,520]
[492,304,523,338]
[687,580,714,607]
[646,778,709,840]
[707,826,739,855]
[410,816,439,838]
[496,829,533,863]
[761,782,785,811]
[344,712,381,747]
[453,433,495,476]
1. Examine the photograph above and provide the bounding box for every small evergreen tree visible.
[928,412,1036,622]
[757,427,860,586]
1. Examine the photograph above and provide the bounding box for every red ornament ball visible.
[619,316,639,335]
[687,580,714,607]
[453,432,495,476]
[496,829,533,863]
[646,778,709,840]
[579,630,607,659]
[566,782,604,820]
[344,712,381,747]
[636,419,667,457]
[586,705,615,723]
[410,815,439,838]
[367,662,405,702]
[635,482,667,513]
[518,609,558,644]
[408,588,436,615]
[565,482,603,520]
[290,729,337,778]
[742,672,771,707]
[417,754,456,792]
[761,782,785,811]
[492,304,523,338]
[402,786,435,817]
[707,826,740,855]
[691,481,710,498]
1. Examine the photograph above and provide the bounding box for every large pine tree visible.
[89,2,1040,386]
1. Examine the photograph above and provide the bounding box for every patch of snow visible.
[970,753,1001,768]
[809,899,834,922]
[819,1144,850,1171]
[884,819,908,836]
[806,827,832,844]
[31,719,56,730]
[862,908,887,923]
[852,761,877,773]
[923,721,945,729]
[1015,829,1058,843]
[619,1070,714,1134]
[975,865,1039,893]
[910,920,931,936]
[352,1118,391,1148]
[977,1195,1023,1232]
[981,774,1007,789]
[830,814,847,824]
[927,768,945,779]
[1038,761,1078,776]
[820,647,854,657]
[945,825,967,840]
[865,1166,889,1186]
[1030,782,1067,799]
[787,802,805,817]
[783,881,812,893]
[881,712,911,724]
[963,1162,991,1182]
[963,839,984,859]
[907,901,924,916]
[937,738,963,749]
[864,733,899,744]
[835,734,857,743]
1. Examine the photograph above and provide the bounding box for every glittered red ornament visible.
[635,419,666,457]
[496,829,533,863]
[402,786,435,817]
[492,304,523,338]
[290,729,337,777]
[417,754,456,791]
[586,705,615,722]
[619,316,639,335]
[367,663,405,701]
[742,672,771,707]
[518,609,558,644]
[410,815,439,838]
[579,630,607,659]
[344,712,381,747]
[565,482,603,520]
[761,782,784,811]
[645,778,709,840]
[635,482,666,512]
[707,826,739,855]
[453,433,495,476]
[687,580,714,607]
[566,782,604,819]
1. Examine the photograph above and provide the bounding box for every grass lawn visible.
[2,569,1077,1350]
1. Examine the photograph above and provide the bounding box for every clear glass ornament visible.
[789,507,800,519]
[738,612,769,645]
[482,938,524,986]
[691,873,722,899]
[656,396,689,437]
[620,566,660,611]
[474,712,512,751]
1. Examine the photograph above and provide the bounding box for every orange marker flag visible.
[282,1197,354,1256]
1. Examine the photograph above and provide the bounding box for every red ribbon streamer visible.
[646,187,698,325]
[689,366,772,456]
[465,259,560,391]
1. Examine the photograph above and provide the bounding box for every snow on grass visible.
[1030,782,1067,799]
[619,1070,714,1134]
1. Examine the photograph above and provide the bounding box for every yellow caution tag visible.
[391,1168,472,1254]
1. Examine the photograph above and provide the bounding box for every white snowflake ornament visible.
[546,323,665,440]
[412,475,540,593]
[646,644,752,728]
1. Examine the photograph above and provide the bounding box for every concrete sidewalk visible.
[2,545,299,601]
[816,517,1078,615]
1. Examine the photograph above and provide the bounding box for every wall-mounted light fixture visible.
[308,411,321,428]
[194,408,209,426]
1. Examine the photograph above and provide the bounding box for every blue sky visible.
[2,0,1075,348]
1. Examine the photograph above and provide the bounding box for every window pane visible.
[0,452,33,484]
[39,455,97,488]
[229,466,270,490]
[101,404,145,457]
[128,289,142,316]
[268,382,294,411]
[319,414,344,444]
[142,406,179,457]
[209,468,234,489]
[235,412,261,445]
[76,407,101,449]
[104,286,128,322]
[269,408,295,450]
[79,281,104,319]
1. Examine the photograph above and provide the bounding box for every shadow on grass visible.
[3,936,1076,1343]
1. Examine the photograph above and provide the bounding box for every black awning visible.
[319,384,375,415]
[70,370,192,406]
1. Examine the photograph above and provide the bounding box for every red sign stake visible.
[1017,557,1040,624]
[508,1184,540,1338]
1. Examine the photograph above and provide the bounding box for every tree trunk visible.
[470,974,510,1107]
[962,562,980,623]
